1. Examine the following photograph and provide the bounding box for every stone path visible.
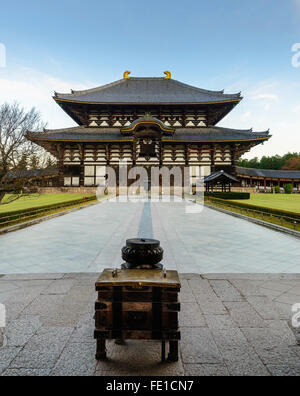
[0,198,299,274]
[0,273,299,376]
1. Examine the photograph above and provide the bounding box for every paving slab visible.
[95,340,185,376]
[2,368,51,376]
[0,199,300,274]
[180,327,222,364]
[223,301,267,328]
[0,273,299,376]
[209,280,244,302]
[184,363,229,376]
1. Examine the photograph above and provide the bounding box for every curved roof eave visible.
[53,77,242,105]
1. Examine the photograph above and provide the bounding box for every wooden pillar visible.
[132,138,137,166]
[79,144,85,187]
[96,339,107,360]
[106,144,111,166]
[184,144,189,167]
[168,341,179,362]
[292,180,295,192]
[210,146,216,173]
[57,144,65,187]
[159,140,163,167]
[264,178,267,193]
[250,177,253,187]
[278,179,281,188]
[231,145,237,173]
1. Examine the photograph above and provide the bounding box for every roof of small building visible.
[27,126,270,143]
[8,168,58,179]
[54,77,242,105]
[236,167,300,179]
[204,170,239,183]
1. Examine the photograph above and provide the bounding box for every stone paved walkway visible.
[0,273,299,376]
[0,198,299,274]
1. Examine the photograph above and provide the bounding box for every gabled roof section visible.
[204,170,239,183]
[121,116,175,134]
[54,77,242,105]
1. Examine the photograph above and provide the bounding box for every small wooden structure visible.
[204,170,239,193]
[94,268,181,362]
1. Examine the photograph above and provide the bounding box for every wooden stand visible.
[94,268,181,363]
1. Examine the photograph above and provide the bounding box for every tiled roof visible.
[204,170,239,183]
[27,126,270,143]
[8,168,58,179]
[54,77,242,104]
[236,167,300,179]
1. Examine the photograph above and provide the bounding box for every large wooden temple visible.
[27,71,271,191]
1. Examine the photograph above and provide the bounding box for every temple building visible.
[26,71,271,191]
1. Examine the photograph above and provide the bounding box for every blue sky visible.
[0,0,300,158]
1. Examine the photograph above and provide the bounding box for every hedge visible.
[207,197,300,221]
[0,195,97,223]
[204,192,250,200]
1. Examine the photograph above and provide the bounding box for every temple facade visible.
[27,72,271,191]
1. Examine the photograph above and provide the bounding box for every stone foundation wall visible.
[232,187,257,193]
[36,186,257,195]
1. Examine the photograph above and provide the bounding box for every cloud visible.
[240,111,251,121]
[219,78,300,158]
[0,67,95,129]
[0,69,299,160]
[252,93,279,103]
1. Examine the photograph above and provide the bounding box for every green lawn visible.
[235,194,300,214]
[0,194,95,213]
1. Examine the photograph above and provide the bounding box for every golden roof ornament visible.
[164,71,171,79]
[123,71,131,79]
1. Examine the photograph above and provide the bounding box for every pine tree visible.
[17,154,28,170]
[45,156,56,169]
[29,154,39,170]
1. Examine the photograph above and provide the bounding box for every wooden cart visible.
[94,268,181,362]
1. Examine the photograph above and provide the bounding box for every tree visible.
[282,156,300,171]
[17,153,28,170]
[238,152,300,170]
[284,184,293,194]
[29,153,39,170]
[44,155,57,169]
[0,102,45,205]
[238,157,260,168]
